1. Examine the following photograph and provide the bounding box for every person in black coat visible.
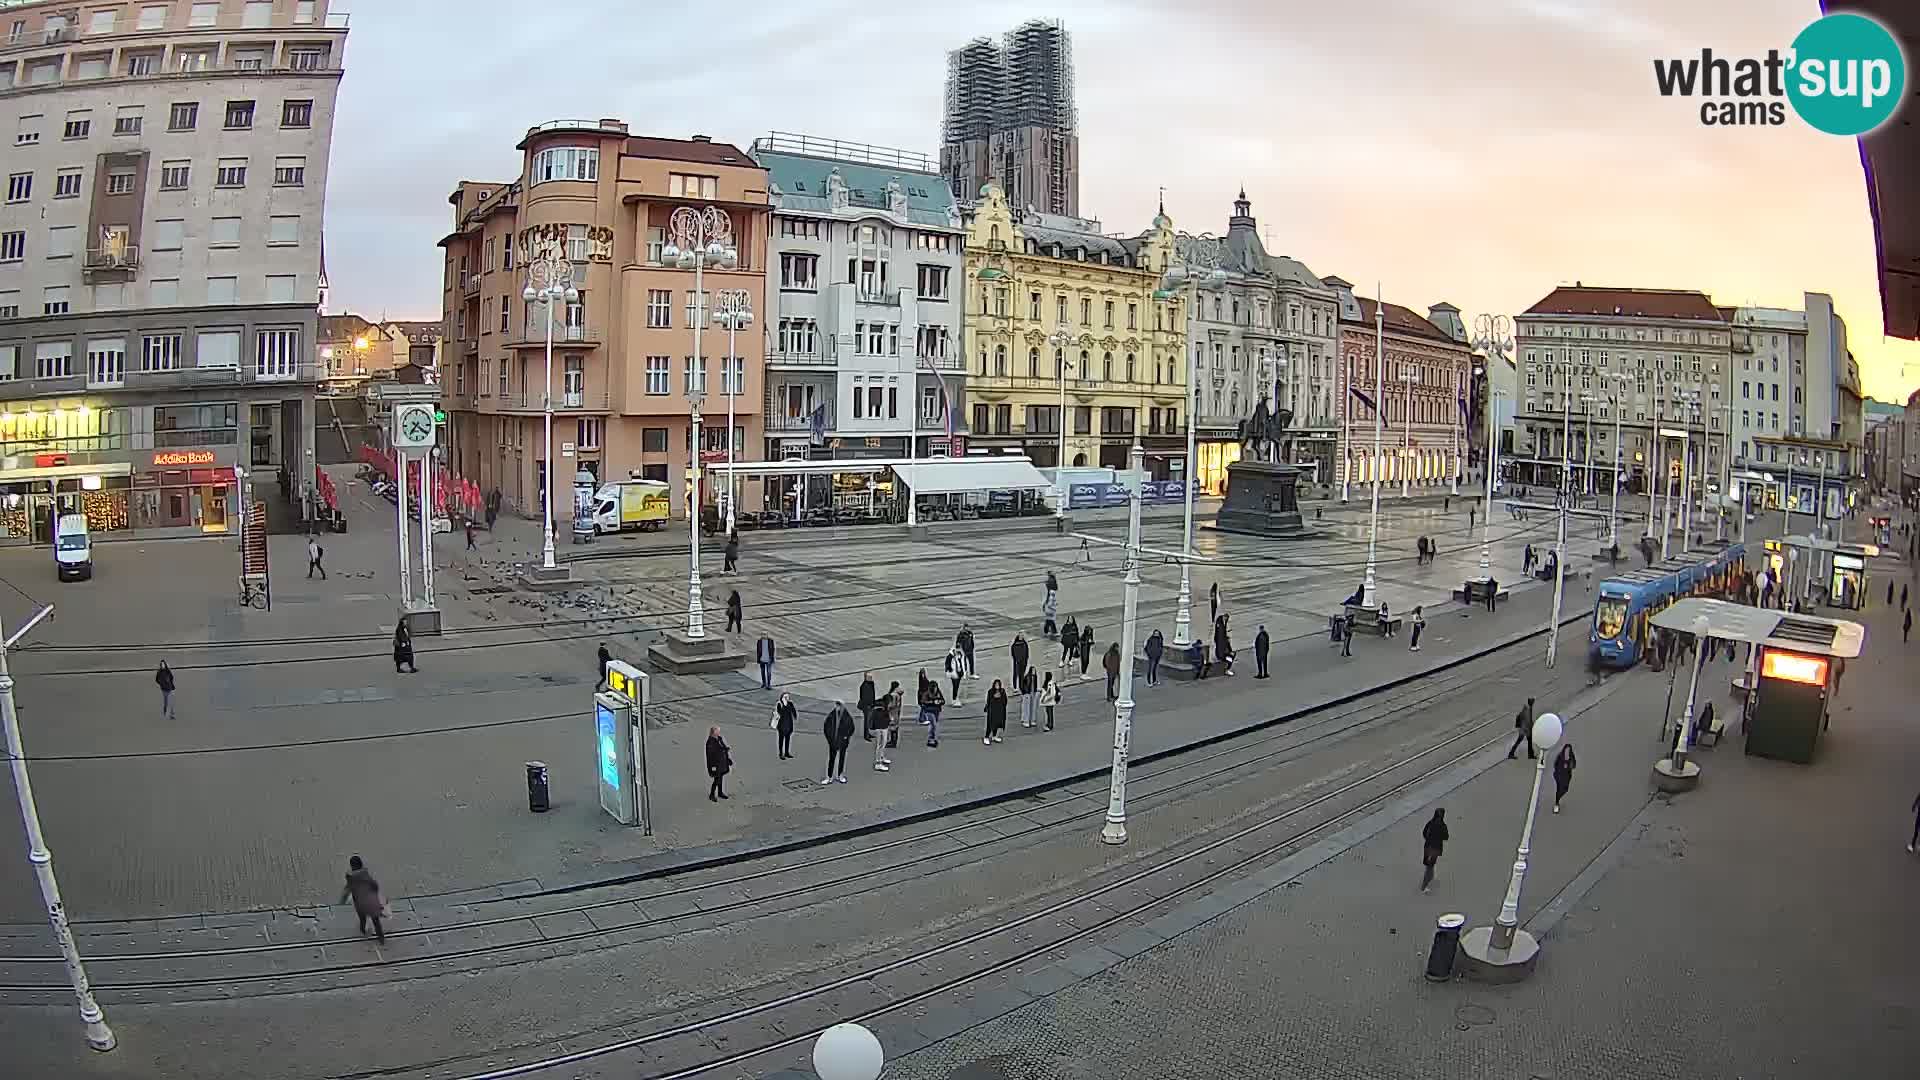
[1253,625,1271,678]
[1551,743,1577,812]
[957,625,977,678]
[755,635,776,689]
[822,702,855,784]
[597,643,613,690]
[1077,623,1095,679]
[1060,619,1079,667]
[857,671,877,741]
[705,727,732,801]
[155,660,176,718]
[1143,629,1165,686]
[984,680,1009,744]
[1102,642,1121,701]
[1213,615,1234,676]
[1011,633,1029,689]
[1420,808,1449,893]
[1509,697,1536,759]
[340,855,386,941]
[723,530,740,573]
[773,692,797,759]
[726,590,743,633]
[393,619,417,674]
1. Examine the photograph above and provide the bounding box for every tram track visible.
[0,626,1574,998]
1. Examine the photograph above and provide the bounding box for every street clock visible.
[395,403,437,448]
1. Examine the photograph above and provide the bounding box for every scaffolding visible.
[1000,18,1076,134]
[940,19,1078,214]
[942,37,1005,144]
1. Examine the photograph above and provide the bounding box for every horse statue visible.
[1236,397,1295,464]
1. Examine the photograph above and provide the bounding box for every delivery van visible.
[591,480,672,534]
[54,514,92,581]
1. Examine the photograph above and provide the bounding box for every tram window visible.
[1595,596,1629,638]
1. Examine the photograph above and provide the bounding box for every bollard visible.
[525,761,550,813]
[1425,913,1466,981]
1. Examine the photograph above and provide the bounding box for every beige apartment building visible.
[440,120,771,522]
[0,0,346,542]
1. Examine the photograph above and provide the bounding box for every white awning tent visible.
[1651,597,1865,658]
[891,458,1051,495]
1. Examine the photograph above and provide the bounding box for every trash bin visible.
[1426,913,1466,981]
[525,761,550,813]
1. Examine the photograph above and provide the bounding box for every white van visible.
[54,514,92,581]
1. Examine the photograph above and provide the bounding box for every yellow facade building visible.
[960,185,1189,473]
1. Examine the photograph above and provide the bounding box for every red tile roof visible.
[622,136,759,169]
[1523,286,1726,322]
[1350,297,1458,345]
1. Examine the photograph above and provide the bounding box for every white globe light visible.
[660,243,680,261]
[521,286,536,303]
[1531,711,1563,751]
[812,1023,883,1080]
[1164,264,1188,285]
[738,311,753,327]
[564,286,580,303]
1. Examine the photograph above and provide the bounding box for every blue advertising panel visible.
[594,693,637,825]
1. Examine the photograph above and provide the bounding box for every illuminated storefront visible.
[1195,440,1241,496]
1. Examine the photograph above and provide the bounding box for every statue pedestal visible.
[1213,461,1322,539]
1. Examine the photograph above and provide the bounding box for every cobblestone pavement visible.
[856,565,1917,1080]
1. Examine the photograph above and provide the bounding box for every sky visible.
[322,0,1920,403]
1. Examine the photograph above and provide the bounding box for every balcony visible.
[766,411,831,433]
[856,289,901,307]
[83,245,139,277]
[506,325,600,349]
[461,274,482,297]
[918,351,964,372]
[491,389,610,412]
[767,350,833,368]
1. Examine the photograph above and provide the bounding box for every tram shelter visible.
[1652,598,1865,766]
[705,454,1051,525]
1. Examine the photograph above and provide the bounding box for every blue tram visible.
[1590,540,1747,668]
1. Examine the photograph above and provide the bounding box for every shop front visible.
[1195,439,1242,496]
[0,446,239,545]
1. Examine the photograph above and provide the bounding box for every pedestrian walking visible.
[1341,612,1355,658]
[706,726,732,800]
[1060,619,1079,668]
[922,678,945,747]
[945,644,966,703]
[1019,667,1039,727]
[755,634,776,689]
[1103,642,1121,701]
[306,535,327,579]
[1444,495,1451,514]
[597,643,612,689]
[1905,608,1912,643]
[723,530,739,573]
[1903,583,1910,610]
[885,681,903,751]
[1253,624,1271,678]
[958,625,978,679]
[1078,623,1095,680]
[340,855,387,942]
[772,692,797,759]
[725,590,743,633]
[1468,504,1476,531]
[1209,582,1220,626]
[1551,743,1577,812]
[869,691,893,771]
[1409,606,1425,652]
[1889,579,1896,607]
[393,619,417,674]
[984,680,1009,744]
[1188,638,1212,678]
[1419,809,1448,893]
[1523,544,1535,576]
[821,701,855,784]
[1143,629,1165,686]
[1213,615,1235,676]
[1509,697,1536,759]
[857,671,877,742]
[1041,587,1058,639]
[466,522,477,550]
[1484,576,1499,613]
[1011,632,1030,688]
[1040,671,1059,731]
[1378,601,1392,638]
[155,660,176,718]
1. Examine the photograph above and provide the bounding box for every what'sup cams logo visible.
[1653,11,1906,135]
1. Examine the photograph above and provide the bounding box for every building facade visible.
[0,0,345,543]
[1179,192,1340,492]
[1864,399,1903,494]
[959,183,1186,473]
[1513,287,1731,498]
[939,19,1079,217]
[440,121,771,522]
[1729,306,1804,471]
[1326,278,1472,495]
[750,133,967,501]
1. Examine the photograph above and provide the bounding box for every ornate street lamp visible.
[521,242,578,573]
[660,206,737,640]
[1162,232,1228,647]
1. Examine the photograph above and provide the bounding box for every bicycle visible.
[238,577,268,609]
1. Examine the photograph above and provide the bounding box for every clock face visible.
[399,406,434,445]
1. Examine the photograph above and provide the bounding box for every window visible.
[683,355,706,397]
[723,355,744,396]
[113,107,143,136]
[0,291,16,318]
[157,161,191,190]
[273,156,305,187]
[779,218,821,239]
[176,49,212,72]
[1104,300,1114,328]
[216,159,246,187]
[256,328,299,379]
[195,331,239,369]
[916,264,949,300]
[851,383,864,419]
[224,101,255,129]
[42,285,70,315]
[35,342,74,377]
[288,47,327,70]
[6,173,31,202]
[779,253,817,290]
[243,1,273,28]
[189,1,218,26]
[53,169,82,199]
[210,217,242,247]
[139,5,168,29]
[265,275,296,303]
[531,146,599,185]
[1057,296,1068,324]
[105,169,135,196]
[669,173,718,199]
[13,114,39,146]
[1128,302,1137,330]
[268,216,299,246]
[646,290,671,329]
[295,0,317,23]
[281,100,313,128]
[644,355,669,395]
[141,333,182,371]
[75,54,111,80]
[87,338,125,386]
[47,225,75,258]
[0,231,24,261]
[0,345,14,380]
[169,102,198,131]
[1081,298,1092,325]
[206,277,237,304]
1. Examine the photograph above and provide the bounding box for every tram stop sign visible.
[593,660,652,831]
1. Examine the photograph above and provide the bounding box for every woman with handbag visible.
[869,691,893,771]
[1039,671,1059,731]
[885,681,904,751]
[706,726,732,801]
[771,692,797,760]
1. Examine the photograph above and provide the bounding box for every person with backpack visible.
[945,644,965,704]
[155,661,176,718]
[1039,671,1059,731]
[821,702,856,785]
[1419,809,1449,893]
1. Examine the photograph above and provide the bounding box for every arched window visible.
[994,345,1007,377]
[1080,350,1090,377]
[990,224,1001,241]
[1125,353,1136,383]
[977,347,987,377]
[1028,347,1040,377]
[1055,348,1065,377]
[1102,352,1113,381]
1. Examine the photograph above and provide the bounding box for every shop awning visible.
[0,462,133,482]
[892,458,1051,495]
[1651,598,1865,657]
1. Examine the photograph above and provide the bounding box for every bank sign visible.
[1652,12,1906,134]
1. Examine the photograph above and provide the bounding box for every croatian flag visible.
[1349,386,1378,413]
[922,352,956,436]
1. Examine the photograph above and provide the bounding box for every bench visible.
[1339,604,1403,638]
[1453,579,1511,606]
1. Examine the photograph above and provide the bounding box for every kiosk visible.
[593,660,653,832]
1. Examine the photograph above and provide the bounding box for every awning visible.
[0,462,133,483]
[892,458,1051,495]
[1651,598,1865,658]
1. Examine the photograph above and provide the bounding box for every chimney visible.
[690,134,713,143]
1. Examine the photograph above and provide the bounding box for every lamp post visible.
[1450,361,1462,496]
[1462,709,1564,980]
[520,245,577,573]
[1606,373,1630,551]
[1362,286,1385,610]
[1654,614,1711,792]
[1646,367,1663,540]
[1101,437,1147,845]
[711,289,753,535]
[1471,315,1513,583]
[661,205,738,641]
[1050,325,1073,521]
[1163,234,1227,648]
[1398,368,1418,499]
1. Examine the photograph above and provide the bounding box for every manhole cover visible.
[782,778,818,792]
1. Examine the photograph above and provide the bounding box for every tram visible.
[1590,540,1748,668]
